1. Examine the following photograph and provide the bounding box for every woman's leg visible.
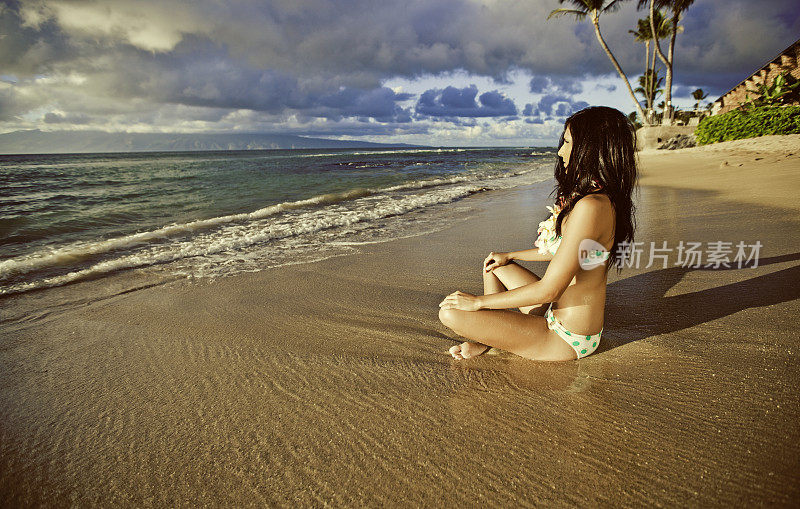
[488,262,548,315]
[482,267,506,295]
[447,261,554,359]
[440,307,576,361]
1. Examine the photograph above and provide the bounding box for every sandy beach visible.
[2,135,799,506]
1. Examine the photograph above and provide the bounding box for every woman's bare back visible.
[552,193,615,335]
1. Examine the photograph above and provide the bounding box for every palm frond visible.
[636,0,670,11]
[630,17,653,41]
[674,0,696,14]
[547,8,588,21]
[645,9,672,40]
[602,0,623,14]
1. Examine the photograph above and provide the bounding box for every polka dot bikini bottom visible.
[545,303,602,359]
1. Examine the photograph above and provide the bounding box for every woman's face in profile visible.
[557,126,573,168]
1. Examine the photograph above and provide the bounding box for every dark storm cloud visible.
[0,0,657,88]
[0,0,75,75]
[17,35,418,123]
[528,76,549,94]
[521,103,545,125]
[415,85,516,118]
[8,1,800,84]
[524,95,588,121]
[529,76,583,95]
[536,95,571,116]
[2,0,800,136]
[476,90,517,115]
[138,54,306,113]
[43,112,90,124]
[522,104,535,117]
[318,87,414,121]
[651,0,800,95]
[595,83,617,92]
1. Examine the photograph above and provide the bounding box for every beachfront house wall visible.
[711,38,800,115]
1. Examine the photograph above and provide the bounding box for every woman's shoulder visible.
[572,193,612,214]
[563,194,614,231]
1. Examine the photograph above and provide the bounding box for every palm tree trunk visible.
[663,15,678,124]
[649,41,657,124]
[649,0,669,66]
[649,0,674,124]
[591,12,646,122]
[644,40,651,110]
[650,42,657,77]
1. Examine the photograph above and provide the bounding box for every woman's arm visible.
[508,247,554,262]
[484,248,551,272]
[478,199,604,310]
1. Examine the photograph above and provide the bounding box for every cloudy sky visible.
[1,0,798,146]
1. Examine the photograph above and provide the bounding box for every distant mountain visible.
[0,130,422,154]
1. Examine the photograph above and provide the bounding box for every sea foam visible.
[0,153,553,295]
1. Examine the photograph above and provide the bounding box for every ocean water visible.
[0,147,556,296]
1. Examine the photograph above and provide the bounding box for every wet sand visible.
[1,136,799,506]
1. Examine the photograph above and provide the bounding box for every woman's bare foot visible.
[449,341,490,360]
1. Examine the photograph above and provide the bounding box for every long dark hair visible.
[552,106,638,271]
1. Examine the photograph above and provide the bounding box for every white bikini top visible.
[534,203,563,256]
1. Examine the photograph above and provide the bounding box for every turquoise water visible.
[0,147,555,295]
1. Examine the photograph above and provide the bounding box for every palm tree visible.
[691,88,708,109]
[629,18,653,116]
[635,68,664,111]
[629,10,671,124]
[639,0,696,124]
[548,0,646,122]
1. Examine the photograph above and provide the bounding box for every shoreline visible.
[2,136,799,506]
[0,149,553,298]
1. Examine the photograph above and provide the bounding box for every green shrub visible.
[695,105,800,145]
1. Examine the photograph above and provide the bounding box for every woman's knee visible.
[489,261,518,277]
[438,307,460,329]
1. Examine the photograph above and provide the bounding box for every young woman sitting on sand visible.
[438,106,637,361]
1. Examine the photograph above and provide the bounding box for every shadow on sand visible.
[603,252,800,350]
